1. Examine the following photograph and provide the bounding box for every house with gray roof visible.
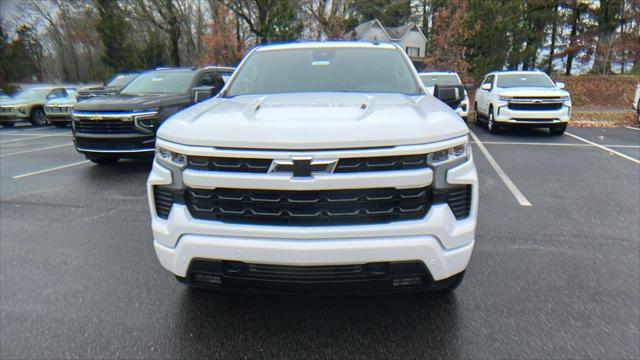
[345,19,427,63]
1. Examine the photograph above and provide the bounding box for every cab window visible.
[197,72,225,94]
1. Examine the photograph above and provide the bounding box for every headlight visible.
[15,104,27,114]
[156,145,187,169]
[498,95,513,101]
[560,95,571,101]
[428,142,470,166]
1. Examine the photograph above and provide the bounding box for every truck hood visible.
[73,93,189,112]
[494,86,569,98]
[158,92,468,150]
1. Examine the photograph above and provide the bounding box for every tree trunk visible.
[565,6,580,76]
[547,2,558,74]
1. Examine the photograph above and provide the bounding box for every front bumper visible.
[46,114,72,122]
[495,102,570,126]
[0,112,29,121]
[148,144,478,286]
[73,133,156,156]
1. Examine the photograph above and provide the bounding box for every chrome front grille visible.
[185,154,429,174]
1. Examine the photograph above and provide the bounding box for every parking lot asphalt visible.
[1,123,639,359]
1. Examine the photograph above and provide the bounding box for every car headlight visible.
[156,145,187,169]
[15,104,27,114]
[498,95,513,101]
[428,142,470,167]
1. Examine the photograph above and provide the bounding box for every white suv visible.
[419,71,469,120]
[474,71,571,134]
[147,42,477,294]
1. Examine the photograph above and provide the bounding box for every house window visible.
[406,47,420,57]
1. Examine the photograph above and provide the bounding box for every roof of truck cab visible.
[256,41,399,52]
[491,70,546,75]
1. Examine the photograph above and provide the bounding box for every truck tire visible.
[87,156,119,165]
[549,125,567,135]
[30,108,47,126]
[487,106,500,134]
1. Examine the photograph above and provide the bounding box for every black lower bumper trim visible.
[180,259,462,294]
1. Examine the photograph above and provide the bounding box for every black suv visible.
[76,73,140,101]
[71,67,234,165]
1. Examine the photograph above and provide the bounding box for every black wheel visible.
[549,125,567,135]
[87,156,119,165]
[473,103,481,125]
[52,122,67,128]
[30,108,47,126]
[487,106,500,134]
[1,122,15,128]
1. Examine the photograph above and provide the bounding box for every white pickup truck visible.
[474,71,571,135]
[147,42,477,294]
[419,71,469,120]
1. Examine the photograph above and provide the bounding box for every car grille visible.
[185,154,429,173]
[508,102,563,111]
[187,156,272,173]
[184,186,432,226]
[74,119,136,133]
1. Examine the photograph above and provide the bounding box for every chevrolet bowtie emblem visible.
[91,114,103,120]
[269,157,337,177]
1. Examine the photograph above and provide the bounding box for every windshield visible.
[225,47,422,97]
[121,71,194,95]
[14,88,50,99]
[497,73,555,88]
[419,74,460,87]
[107,74,138,88]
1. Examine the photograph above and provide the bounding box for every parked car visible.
[633,83,639,123]
[0,86,72,127]
[76,72,140,101]
[473,70,571,134]
[419,71,469,120]
[45,88,77,127]
[147,42,477,294]
[72,66,234,165]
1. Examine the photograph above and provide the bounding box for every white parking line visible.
[0,134,58,144]
[565,132,640,164]
[624,126,640,131]
[471,141,640,149]
[0,143,73,158]
[12,160,90,179]
[469,131,532,207]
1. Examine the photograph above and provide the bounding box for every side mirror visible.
[192,86,216,103]
[481,83,492,91]
[555,81,565,89]
[434,84,465,109]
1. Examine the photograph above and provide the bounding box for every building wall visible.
[399,31,426,58]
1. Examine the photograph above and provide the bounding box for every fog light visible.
[193,273,222,284]
[392,276,423,287]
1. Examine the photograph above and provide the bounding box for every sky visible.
[0,0,20,25]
